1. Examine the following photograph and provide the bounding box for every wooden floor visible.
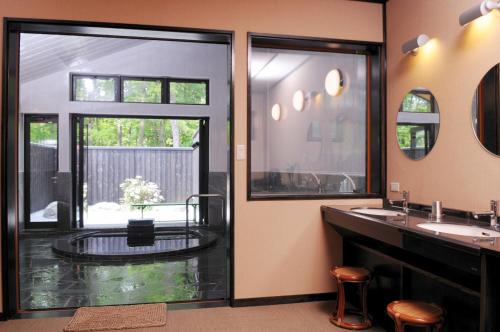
[0,301,386,331]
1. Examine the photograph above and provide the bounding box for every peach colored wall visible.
[0,0,383,312]
[386,1,500,211]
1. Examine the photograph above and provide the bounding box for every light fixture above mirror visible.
[325,69,344,96]
[459,0,500,26]
[401,34,430,55]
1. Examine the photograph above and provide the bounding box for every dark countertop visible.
[321,205,500,256]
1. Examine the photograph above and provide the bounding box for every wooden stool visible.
[387,300,444,332]
[329,266,372,330]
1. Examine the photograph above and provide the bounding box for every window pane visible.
[250,46,367,197]
[169,81,207,104]
[123,79,162,103]
[74,77,116,101]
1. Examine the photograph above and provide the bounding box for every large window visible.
[248,35,383,199]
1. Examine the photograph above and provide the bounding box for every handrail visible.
[185,194,225,233]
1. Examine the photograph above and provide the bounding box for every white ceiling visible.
[20,33,147,82]
[251,49,309,91]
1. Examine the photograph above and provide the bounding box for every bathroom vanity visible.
[321,205,500,332]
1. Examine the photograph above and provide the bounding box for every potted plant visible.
[120,176,164,228]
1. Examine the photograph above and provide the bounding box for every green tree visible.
[170,82,207,104]
[30,122,57,144]
[83,118,199,148]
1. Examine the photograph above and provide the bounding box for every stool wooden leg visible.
[360,281,369,323]
[433,321,443,332]
[335,280,346,323]
[395,318,404,332]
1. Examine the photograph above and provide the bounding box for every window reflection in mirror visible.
[396,88,440,160]
[472,63,500,156]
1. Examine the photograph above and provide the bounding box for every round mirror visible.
[472,63,500,156]
[396,88,440,160]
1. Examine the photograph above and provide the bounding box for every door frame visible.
[70,114,210,229]
[1,18,235,317]
[23,114,59,229]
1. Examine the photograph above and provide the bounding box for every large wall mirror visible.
[472,63,500,156]
[396,88,440,160]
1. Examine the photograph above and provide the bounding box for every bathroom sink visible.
[417,223,500,238]
[351,208,405,217]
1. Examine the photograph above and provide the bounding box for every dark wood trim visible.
[2,18,235,318]
[246,33,252,203]
[232,292,335,307]
[249,193,384,201]
[4,18,232,44]
[350,0,388,3]
[381,0,387,199]
[251,33,383,53]
[366,55,372,193]
[0,19,6,317]
[228,32,235,307]
[2,22,21,317]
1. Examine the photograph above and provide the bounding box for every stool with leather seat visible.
[387,300,444,332]
[329,266,372,330]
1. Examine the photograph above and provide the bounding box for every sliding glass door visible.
[72,115,209,228]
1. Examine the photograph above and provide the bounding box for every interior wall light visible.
[292,90,305,111]
[271,103,281,121]
[324,69,344,96]
[459,0,500,26]
[401,34,430,55]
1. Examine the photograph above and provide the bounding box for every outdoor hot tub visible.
[52,227,217,260]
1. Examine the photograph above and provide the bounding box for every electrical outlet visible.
[236,144,246,160]
[390,182,400,192]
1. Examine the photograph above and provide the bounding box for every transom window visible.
[169,79,208,105]
[122,78,163,103]
[70,74,208,105]
[72,75,119,102]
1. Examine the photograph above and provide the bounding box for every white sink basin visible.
[417,223,500,238]
[351,208,405,217]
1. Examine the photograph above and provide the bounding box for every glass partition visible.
[249,36,381,198]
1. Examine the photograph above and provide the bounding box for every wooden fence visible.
[29,143,58,212]
[84,146,195,205]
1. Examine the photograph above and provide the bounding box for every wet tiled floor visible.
[19,231,227,310]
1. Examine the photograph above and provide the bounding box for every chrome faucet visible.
[389,191,410,214]
[309,172,322,194]
[473,200,498,228]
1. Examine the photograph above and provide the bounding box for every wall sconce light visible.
[271,103,281,121]
[401,34,430,55]
[292,90,305,111]
[325,69,344,96]
[459,0,500,26]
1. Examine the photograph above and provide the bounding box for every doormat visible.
[63,303,167,331]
